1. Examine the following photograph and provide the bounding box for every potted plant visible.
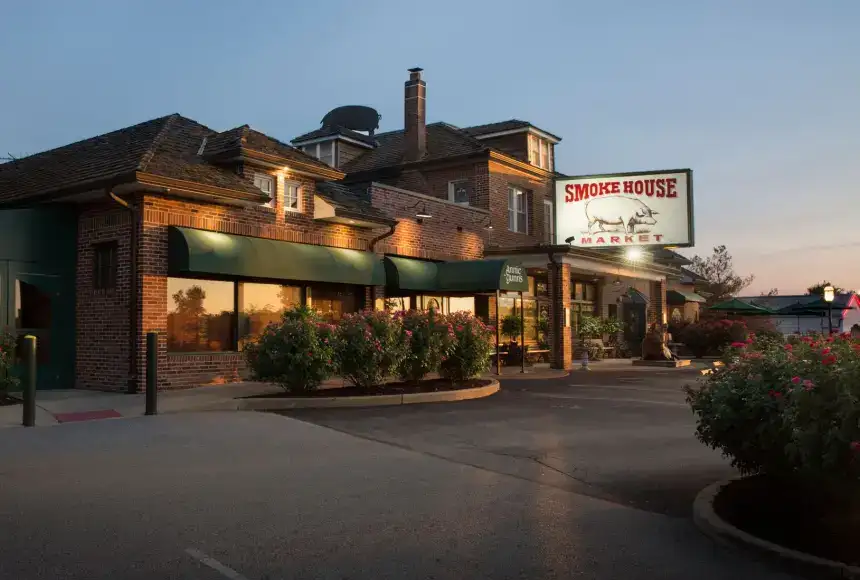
[500,314,525,365]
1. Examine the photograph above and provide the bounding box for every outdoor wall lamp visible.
[409,201,432,219]
[824,285,835,335]
[625,247,644,261]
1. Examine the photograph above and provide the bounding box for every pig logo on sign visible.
[584,197,658,234]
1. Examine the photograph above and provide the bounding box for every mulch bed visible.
[714,474,860,566]
[246,378,491,399]
[0,394,21,407]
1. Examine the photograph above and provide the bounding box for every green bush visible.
[440,312,494,381]
[334,310,409,389]
[500,314,523,342]
[244,306,335,394]
[398,309,455,382]
[685,332,860,479]
[678,319,747,357]
[0,331,19,396]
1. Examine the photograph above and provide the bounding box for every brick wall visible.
[548,261,573,369]
[485,160,554,248]
[370,183,486,261]
[376,162,488,209]
[76,204,134,391]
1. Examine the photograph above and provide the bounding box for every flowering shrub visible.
[398,309,455,382]
[685,332,860,479]
[678,319,748,357]
[439,312,494,381]
[0,331,19,396]
[333,310,409,389]
[244,306,335,393]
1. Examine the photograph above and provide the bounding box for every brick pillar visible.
[369,285,386,310]
[548,261,573,369]
[648,279,667,327]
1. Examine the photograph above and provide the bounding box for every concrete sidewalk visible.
[0,365,568,428]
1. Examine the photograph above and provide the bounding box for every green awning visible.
[383,257,529,293]
[383,257,439,292]
[667,290,707,304]
[708,298,773,315]
[437,259,529,292]
[168,226,385,286]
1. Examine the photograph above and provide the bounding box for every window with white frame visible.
[528,134,552,171]
[543,200,554,243]
[508,186,528,234]
[284,180,301,212]
[447,179,470,205]
[253,173,275,207]
[302,141,336,167]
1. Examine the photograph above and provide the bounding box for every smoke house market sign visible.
[554,169,693,248]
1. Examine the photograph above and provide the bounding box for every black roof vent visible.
[321,106,381,136]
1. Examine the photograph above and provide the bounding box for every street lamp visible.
[824,285,835,335]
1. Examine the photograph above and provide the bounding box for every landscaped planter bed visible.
[713,475,860,567]
[245,378,491,399]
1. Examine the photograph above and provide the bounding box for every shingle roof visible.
[0,114,175,203]
[292,126,377,147]
[462,119,561,141]
[738,293,856,311]
[0,114,338,205]
[315,181,395,225]
[342,123,487,173]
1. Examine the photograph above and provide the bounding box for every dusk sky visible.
[1,0,857,294]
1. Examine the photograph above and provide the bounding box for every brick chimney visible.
[404,67,426,162]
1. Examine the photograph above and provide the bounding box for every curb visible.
[693,477,860,579]
[237,380,500,411]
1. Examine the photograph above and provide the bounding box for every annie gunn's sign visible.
[554,169,693,248]
[504,265,524,285]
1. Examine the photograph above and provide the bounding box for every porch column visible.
[648,279,667,326]
[548,261,573,369]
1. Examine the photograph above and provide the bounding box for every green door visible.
[8,270,73,390]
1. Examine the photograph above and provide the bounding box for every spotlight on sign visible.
[625,247,643,261]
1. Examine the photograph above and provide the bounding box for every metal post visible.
[519,291,525,374]
[145,332,158,416]
[495,289,501,375]
[828,303,833,335]
[22,335,36,427]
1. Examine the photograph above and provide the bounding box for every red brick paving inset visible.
[53,409,123,423]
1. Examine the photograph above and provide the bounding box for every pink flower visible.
[802,379,815,391]
[745,338,754,344]
[791,376,801,384]
[826,336,835,343]
[821,347,832,355]
[456,325,464,332]
[784,344,793,351]
[730,342,747,348]
[405,330,413,337]
[823,354,838,365]
[768,390,783,399]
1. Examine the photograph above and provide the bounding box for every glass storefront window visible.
[167,278,235,352]
[448,297,475,314]
[309,284,358,321]
[238,283,301,348]
[376,297,412,311]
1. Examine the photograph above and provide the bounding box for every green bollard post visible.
[145,332,158,416]
[22,335,36,427]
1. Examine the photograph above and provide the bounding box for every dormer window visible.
[302,141,336,167]
[528,134,552,171]
[253,173,275,207]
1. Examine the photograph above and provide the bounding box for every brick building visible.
[0,67,683,391]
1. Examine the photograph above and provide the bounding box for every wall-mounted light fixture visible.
[409,201,432,219]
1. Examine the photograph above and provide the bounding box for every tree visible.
[761,288,779,296]
[807,281,844,296]
[688,245,754,306]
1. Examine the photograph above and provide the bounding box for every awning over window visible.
[667,290,707,304]
[168,226,385,286]
[384,256,529,293]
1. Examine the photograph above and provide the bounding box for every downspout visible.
[108,190,140,394]
[367,223,397,309]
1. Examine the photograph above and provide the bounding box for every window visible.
[528,134,552,171]
[284,180,301,213]
[448,180,470,205]
[543,200,554,243]
[167,278,236,352]
[238,283,301,348]
[253,173,275,207]
[93,241,118,290]
[307,284,358,321]
[302,141,336,167]
[508,186,528,234]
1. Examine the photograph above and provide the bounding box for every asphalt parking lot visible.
[280,366,733,518]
